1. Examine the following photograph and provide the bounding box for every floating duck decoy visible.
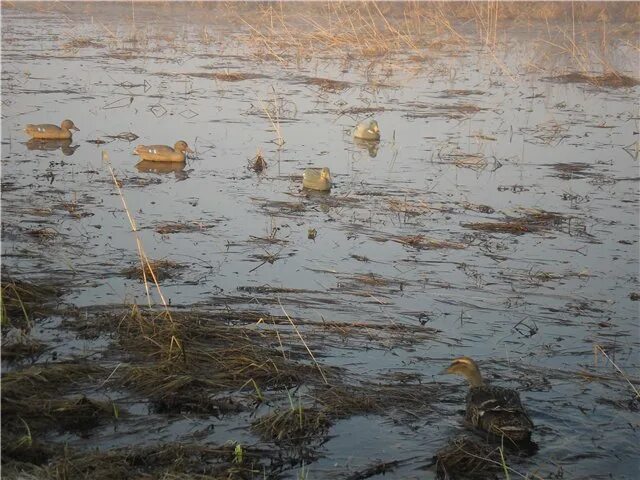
[26,138,79,156]
[133,140,193,163]
[25,119,79,140]
[353,119,380,141]
[303,167,332,191]
[444,357,534,446]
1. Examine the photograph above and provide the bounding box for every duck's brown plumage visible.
[445,357,534,446]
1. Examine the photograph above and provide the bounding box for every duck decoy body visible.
[303,167,332,191]
[133,140,193,163]
[25,119,79,140]
[353,120,380,141]
[445,357,534,445]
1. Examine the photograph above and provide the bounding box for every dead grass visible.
[550,71,639,88]
[315,380,458,421]
[189,71,265,82]
[3,442,283,480]
[464,208,568,235]
[113,308,336,414]
[248,149,268,173]
[390,235,467,250]
[1,336,47,361]
[63,36,105,50]
[434,436,502,480]
[252,406,331,445]
[1,277,63,328]
[304,76,352,93]
[1,362,115,458]
[154,221,213,235]
[122,259,185,281]
[25,227,57,241]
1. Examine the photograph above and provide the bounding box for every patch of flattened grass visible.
[252,406,331,445]
[121,259,185,282]
[315,380,458,421]
[2,442,284,480]
[115,308,338,414]
[1,276,64,328]
[1,335,48,362]
[463,208,569,235]
[434,436,502,479]
[1,362,118,463]
[550,71,639,88]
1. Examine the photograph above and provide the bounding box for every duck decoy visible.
[133,140,193,163]
[303,167,332,191]
[26,138,79,156]
[353,119,380,141]
[25,119,79,140]
[444,357,534,446]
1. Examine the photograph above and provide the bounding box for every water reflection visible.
[135,160,189,180]
[353,138,380,158]
[26,138,79,156]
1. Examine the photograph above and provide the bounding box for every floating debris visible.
[26,227,57,240]
[105,131,139,142]
[549,71,639,88]
[549,162,594,179]
[463,209,568,235]
[461,202,495,214]
[62,37,104,49]
[248,149,267,172]
[189,71,265,82]
[154,221,213,235]
[122,259,185,281]
[252,407,331,445]
[434,436,502,480]
[390,235,467,250]
[453,154,488,170]
[304,76,351,93]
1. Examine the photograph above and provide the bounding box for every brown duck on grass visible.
[444,357,535,447]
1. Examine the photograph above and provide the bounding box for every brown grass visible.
[550,71,640,88]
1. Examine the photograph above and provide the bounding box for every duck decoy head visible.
[61,119,79,131]
[174,140,194,153]
[320,167,332,180]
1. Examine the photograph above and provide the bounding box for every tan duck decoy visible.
[133,140,193,163]
[25,119,79,140]
[303,167,332,191]
[353,119,380,141]
[445,357,534,445]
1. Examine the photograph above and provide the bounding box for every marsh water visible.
[2,2,639,479]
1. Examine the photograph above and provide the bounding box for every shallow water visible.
[2,2,639,478]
